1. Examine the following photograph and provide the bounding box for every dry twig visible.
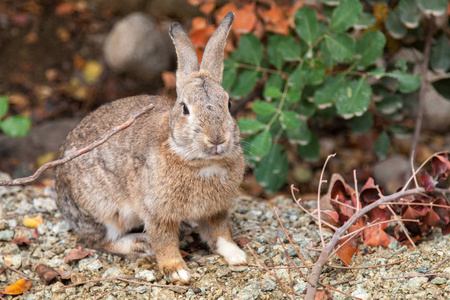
[0,104,154,186]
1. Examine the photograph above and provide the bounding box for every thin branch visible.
[409,16,434,167]
[386,204,416,248]
[0,262,38,282]
[353,170,360,213]
[0,104,155,186]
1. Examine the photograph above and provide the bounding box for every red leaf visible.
[315,289,332,300]
[11,237,33,246]
[363,226,390,248]
[359,177,380,204]
[260,4,290,35]
[64,246,94,264]
[322,210,339,223]
[234,238,251,247]
[367,207,390,230]
[403,205,429,219]
[419,171,436,191]
[35,264,61,285]
[335,237,358,266]
[423,209,441,227]
[431,155,450,180]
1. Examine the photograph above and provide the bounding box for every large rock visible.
[372,155,410,193]
[422,83,450,132]
[103,12,174,82]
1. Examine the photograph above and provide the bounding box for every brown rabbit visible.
[55,12,246,283]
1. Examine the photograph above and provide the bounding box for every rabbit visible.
[54,11,246,283]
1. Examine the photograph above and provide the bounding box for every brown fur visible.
[55,12,245,282]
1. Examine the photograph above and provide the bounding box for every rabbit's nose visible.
[207,138,225,146]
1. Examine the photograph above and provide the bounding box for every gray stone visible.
[388,240,400,250]
[260,278,276,292]
[431,277,446,285]
[293,281,308,294]
[0,230,14,241]
[216,267,231,278]
[137,270,156,282]
[257,245,267,254]
[102,267,125,278]
[79,258,103,272]
[373,155,410,193]
[52,221,70,234]
[103,12,173,82]
[238,285,260,300]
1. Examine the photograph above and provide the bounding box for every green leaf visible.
[222,59,237,91]
[230,70,258,99]
[237,118,265,135]
[395,60,408,72]
[313,75,345,109]
[387,71,421,93]
[252,100,276,116]
[289,59,326,88]
[376,94,403,115]
[330,0,363,33]
[398,0,421,29]
[354,12,376,29]
[286,87,302,103]
[0,96,9,120]
[432,79,450,101]
[416,0,447,17]
[297,131,320,162]
[347,112,373,134]
[295,6,320,46]
[367,67,386,79]
[249,129,272,161]
[355,30,386,68]
[374,131,390,158]
[297,99,316,118]
[336,77,372,119]
[431,34,450,72]
[263,86,283,100]
[321,0,342,6]
[236,34,264,66]
[0,115,31,137]
[286,119,311,145]
[278,36,302,61]
[385,10,407,39]
[321,39,336,68]
[267,35,285,69]
[254,144,289,193]
[280,111,301,130]
[324,33,355,62]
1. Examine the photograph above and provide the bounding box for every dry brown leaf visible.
[200,1,215,15]
[22,216,43,228]
[260,4,290,35]
[11,237,34,246]
[64,246,94,264]
[190,17,208,33]
[335,237,358,266]
[233,3,257,35]
[215,2,237,25]
[0,278,32,295]
[162,71,176,90]
[35,264,61,285]
[363,226,390,248]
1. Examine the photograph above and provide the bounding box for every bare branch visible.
[0,104,154,186]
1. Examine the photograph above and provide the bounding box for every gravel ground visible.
[0,172,449,299]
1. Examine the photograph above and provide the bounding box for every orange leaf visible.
[363,226,390,248]
[215,2,238,24]
[315,289,332,300]
[335,237,358,265]
[64,246,94,264]
[22,215,43,228]
[200,1,216,15]
[11,237,34,246]
[162,71,176,90]
[55,3,75,16]
[260,4,290,35]
[190,17,208,34]
[0,278,32,295]
[187,0,203,5]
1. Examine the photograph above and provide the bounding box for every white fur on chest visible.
[198,165,228,181]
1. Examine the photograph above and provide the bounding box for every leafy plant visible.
[0,96,31,137]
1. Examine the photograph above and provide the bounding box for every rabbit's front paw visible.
[216,237,247,266]
[169,269,191,283]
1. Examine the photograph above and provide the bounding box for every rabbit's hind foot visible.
[103,233,154,259]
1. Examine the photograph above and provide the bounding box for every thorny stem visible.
[317,154,336,248]
[386,204,416,248]
[0,104,155,186]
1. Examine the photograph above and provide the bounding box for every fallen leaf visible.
[3,254,12,267]
[335,237,358,265]
[216,3,257,35]
[260,4,290,35]
[363,226,390,248]
[23,216,43,228]
[82,61,103,85]
[162,71,176,90]
[315,288,332,300]
[0,278,32,295]
[56,3,75,15]
[215,2,237,24]
[64,246,94,264]
[234,238,251,247]
[11,237,33,246]
[200,1,215,15]
[35,264,61,285]
[431,155,450,180]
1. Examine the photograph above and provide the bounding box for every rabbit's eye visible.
[182,103,190,115]
[228,100,231,111]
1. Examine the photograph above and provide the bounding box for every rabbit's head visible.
[168,12,239,161]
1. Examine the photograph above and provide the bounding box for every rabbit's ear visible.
[170,23,199,93]
[200,11,234,84]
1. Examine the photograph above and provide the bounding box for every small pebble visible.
[0,230,14,241]
[79,258,103,272]
[52,221,70,234]
[260,278,276,292]
[431,277,446,285]
[102,267,125,278]
[257,245,267,254]
[137,270,156,282]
